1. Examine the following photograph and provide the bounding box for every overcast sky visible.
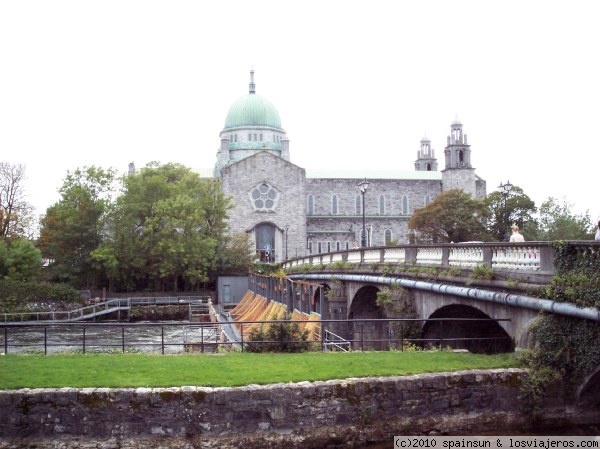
[1,1,599,223]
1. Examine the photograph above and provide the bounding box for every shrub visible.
[330,260,353,271]
[0,279,82,312]
[245,315,311,353]
[470,263,493,281]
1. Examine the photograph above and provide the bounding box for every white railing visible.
[449,245,484,268]
[363,249,381,263]
[416,247,443,266]
[383,248,406,264]
[331,253,344,264]
[283,241,567,276]
[492,245,541,271]
[324,329,350,352]
[347,250,362,264]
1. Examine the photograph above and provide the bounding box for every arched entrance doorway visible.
[255,223,276,262]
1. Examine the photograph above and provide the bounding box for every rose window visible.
[249,182,280,212]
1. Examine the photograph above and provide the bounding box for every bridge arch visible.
[312,284,329,316]
[515,316,541,349]
[349,285,383,320]
[421,304,514,354]
[348,285,385,349]
[576,366,600,411]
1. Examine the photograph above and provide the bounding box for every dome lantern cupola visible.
[214,71,290,177]
[249,69,256,94]
[223,71,282,130]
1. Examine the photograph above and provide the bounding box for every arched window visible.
[424,195,431,206]
[402,195,409,215]
[379,195,386,214]
[331,195,338,215]
[355,195,362,214]
[384,229,392,245]
[336,241,341,251]
[307,195,314,215]
[327,241,331,253]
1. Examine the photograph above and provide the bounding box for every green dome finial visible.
[223,71,282,129]
[249,69,255,94]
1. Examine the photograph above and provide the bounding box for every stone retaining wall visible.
[0,369,566,448]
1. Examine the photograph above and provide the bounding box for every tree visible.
[107,163,231,292]
[0,162,36,239]
[38,166,118,288]
[408,189,490,243]
[0,238,41,281]
[214,233,255,276]
[483,185,536,241]
[4,238,42,281]
[533,197,593,241]
[0,239,8,277]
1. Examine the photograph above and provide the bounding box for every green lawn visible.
[0,351,519,390]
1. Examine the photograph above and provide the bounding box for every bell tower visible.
[444,119,471,169]
[414,135,438,171]
[442,119,486,199]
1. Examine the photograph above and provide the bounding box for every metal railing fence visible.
[0,317,512,355]
[1,296,211,323]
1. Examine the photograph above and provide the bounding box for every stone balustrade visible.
[283,241,582,276]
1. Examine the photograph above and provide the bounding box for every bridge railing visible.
[284,241,568,274]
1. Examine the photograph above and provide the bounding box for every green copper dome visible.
[224,93,282,129]
[223,71,282,130]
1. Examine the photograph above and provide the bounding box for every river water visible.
[0,322,219,354]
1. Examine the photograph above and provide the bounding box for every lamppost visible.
[358,178,370,247]
[284,225,289,260]
[498,180,513,242]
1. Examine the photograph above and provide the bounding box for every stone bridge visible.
[248,241,600,353]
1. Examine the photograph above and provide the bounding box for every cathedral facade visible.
[214,72,486,263]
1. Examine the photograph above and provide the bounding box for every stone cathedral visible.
[214,71,486,263]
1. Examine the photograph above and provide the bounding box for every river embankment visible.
[2,368,597,449]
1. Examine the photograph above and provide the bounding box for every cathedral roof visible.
[305,169,442,180]
[223,71,282,130]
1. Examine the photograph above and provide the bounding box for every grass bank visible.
[0,351,518,390]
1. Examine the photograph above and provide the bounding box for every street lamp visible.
[498,180,513,242]
[358,178,370,247]
[284,225,289,260]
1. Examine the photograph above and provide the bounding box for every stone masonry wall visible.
[0,369,551,449]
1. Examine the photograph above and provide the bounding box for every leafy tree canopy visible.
[4,238,41,282]
[38,166,117,288]
[483,185,536,241]
[214,233,255,276]
[408,189,490,243]
[532,197,594,241]
[106,163,232,292]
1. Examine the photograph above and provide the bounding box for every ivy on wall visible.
[376,286,420,342]
[521,242,600,412]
